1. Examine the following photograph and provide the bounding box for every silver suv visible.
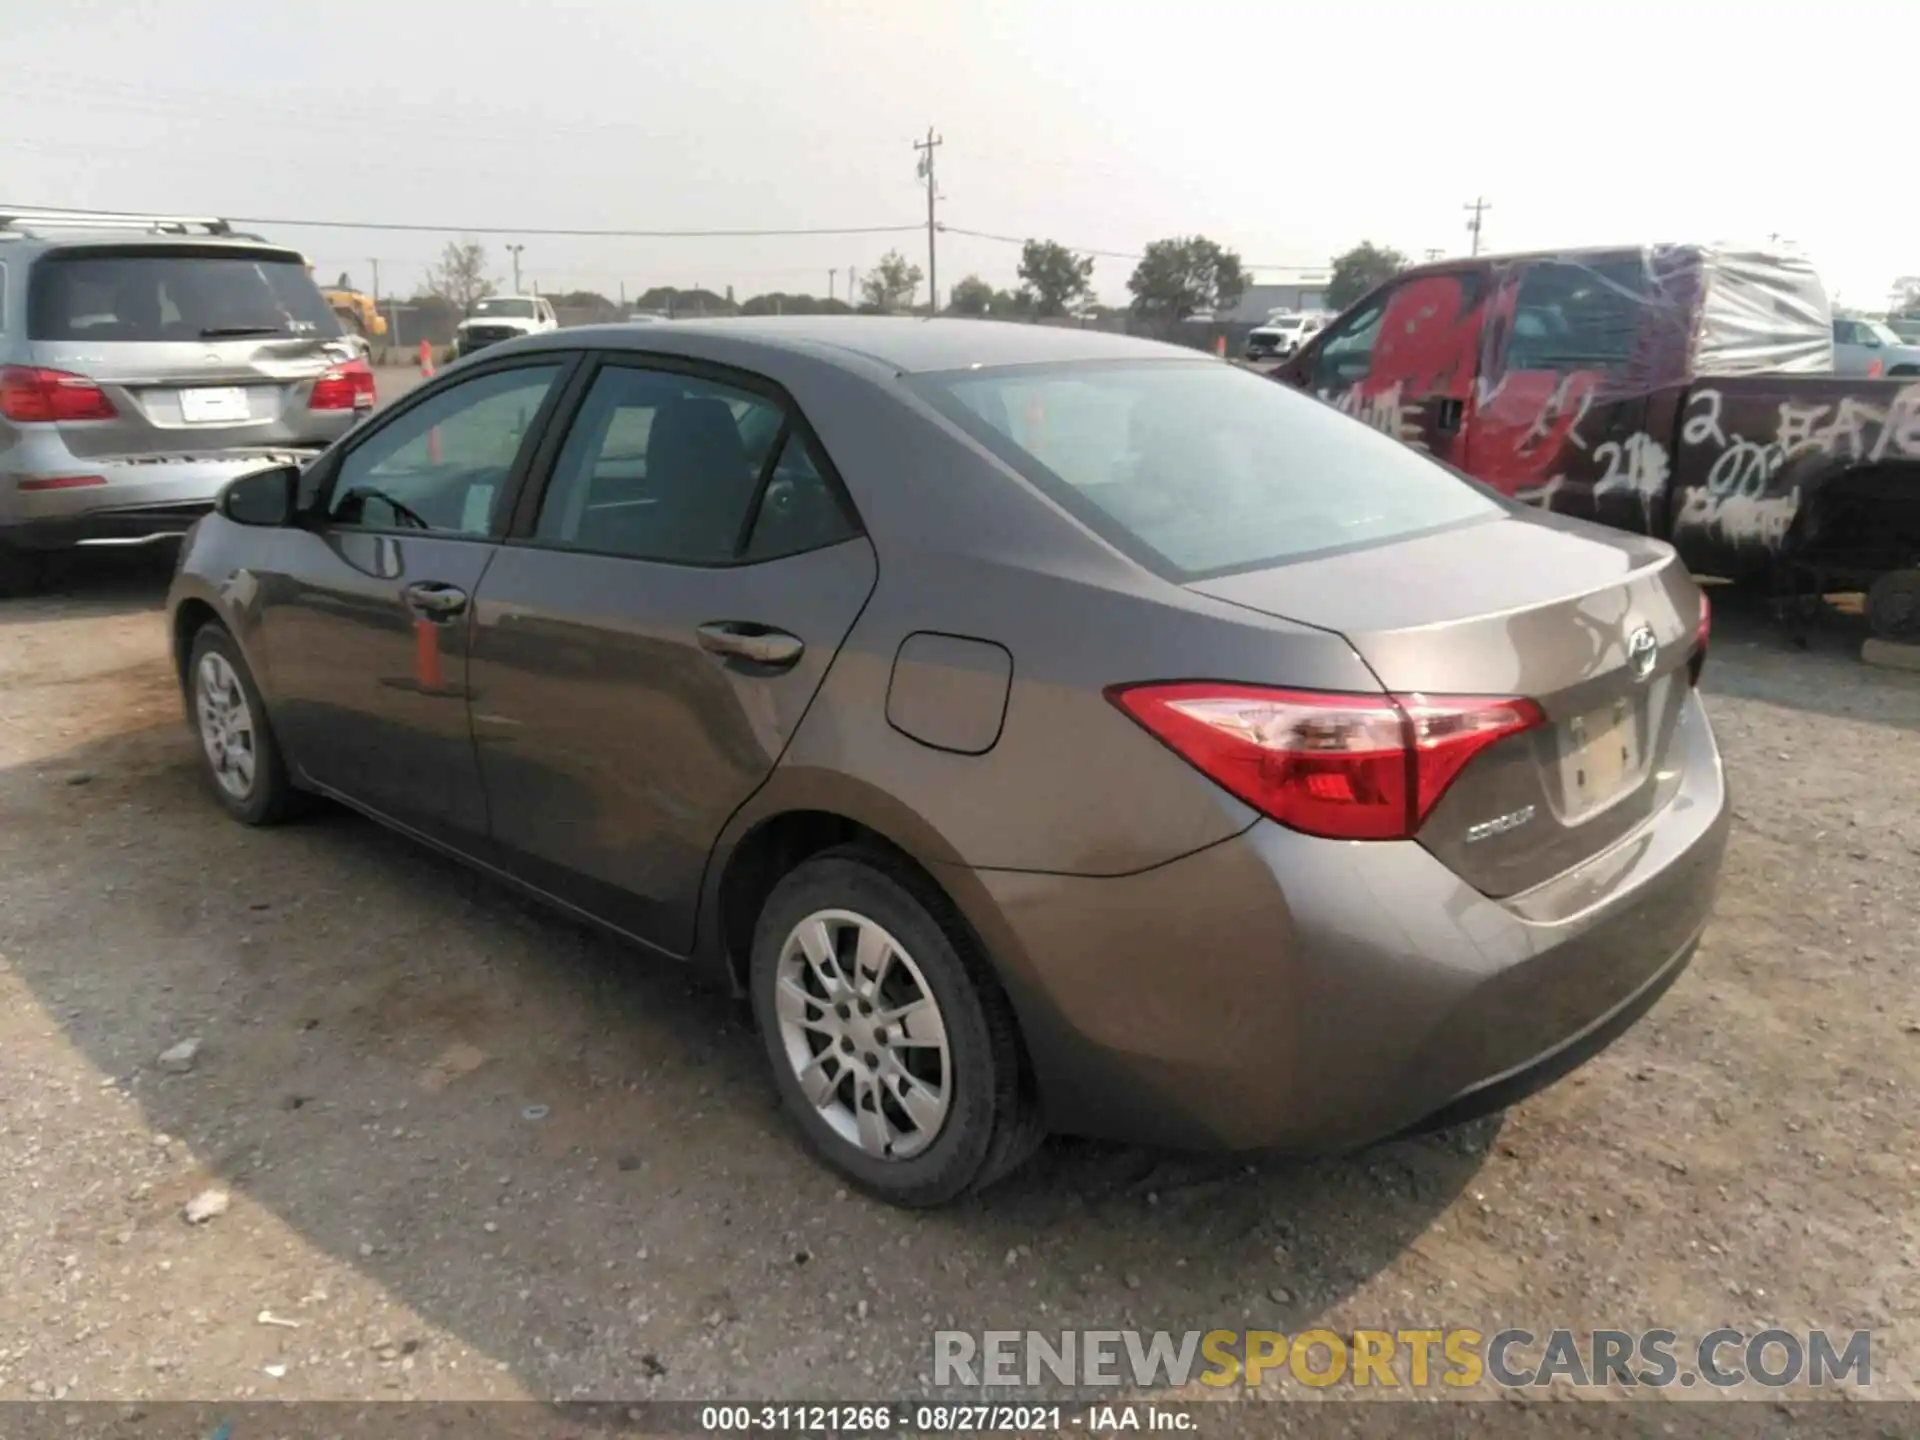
[1,209,375,596]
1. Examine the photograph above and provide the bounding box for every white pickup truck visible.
[454,295,559,357]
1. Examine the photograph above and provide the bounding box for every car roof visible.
[0,230,303,261]
[542,316,1215,375]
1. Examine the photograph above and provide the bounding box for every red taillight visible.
[1109,683,1545,841]
[309,357,376,412]
[1688,591,1711,686]
[0,365,118,423]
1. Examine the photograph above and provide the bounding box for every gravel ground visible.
[1,553,1916,1422]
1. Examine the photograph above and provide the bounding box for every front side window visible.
[534,364,854,565]
[1311,293,1388,389]
[326,364,562,535]
[911,359,1501,580]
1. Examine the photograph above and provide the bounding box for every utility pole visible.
[914,126,943,313]
[368,258,380,303]
[849,268,859,308]
[507,243,525,294]
[829,268,837,304]
[1463,197,1491,257]
[1423,248,1443,263]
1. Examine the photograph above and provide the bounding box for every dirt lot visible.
[1,551,1917,1421]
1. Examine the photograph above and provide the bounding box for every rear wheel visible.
[1865,568,1920,642]
[750,848,1041,1206]
[186,624,300,825]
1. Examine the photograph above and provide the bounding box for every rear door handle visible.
[696,621,804,669]
[404,581,469,621]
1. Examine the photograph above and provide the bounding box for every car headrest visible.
[646,397,751,490]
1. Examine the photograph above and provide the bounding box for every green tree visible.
[423,240,496,317]
[947,275,995,315]
[1126,237,1246,322]
[861,250,924,313]
[1017,239,1096,316]
[1327,242,1409,312]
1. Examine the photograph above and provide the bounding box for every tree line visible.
[397,236,1419,324]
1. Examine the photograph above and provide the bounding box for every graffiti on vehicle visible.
[1672,384,1920,548]
[1309,271,1491,459]
[1319,381,1424,447]
[1592,431,1671,501]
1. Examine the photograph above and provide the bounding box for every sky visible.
[5,0,1916,311]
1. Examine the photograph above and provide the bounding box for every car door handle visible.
[696,621,804,668]
[404,581,469,621]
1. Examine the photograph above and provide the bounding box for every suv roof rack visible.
[0,208,246,238]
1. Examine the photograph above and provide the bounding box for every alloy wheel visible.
[195,651,257,800]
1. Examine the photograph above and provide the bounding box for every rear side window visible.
[533,362,855,565]
[910,360,1502,580]
[28,249,341,343]
[1503,259,1648,372]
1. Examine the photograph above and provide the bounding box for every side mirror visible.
[218,464,300,527]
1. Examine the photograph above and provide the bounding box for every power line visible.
[0,201,923,240]
[940,223,1142,261]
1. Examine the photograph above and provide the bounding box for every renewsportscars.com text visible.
[934,1327,1873,1390]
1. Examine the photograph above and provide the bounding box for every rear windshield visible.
[908,360,1503,580]
[28,249,341,343]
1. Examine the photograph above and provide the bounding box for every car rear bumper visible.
[4,500,213,550]
[1,445,324,548]
[954,688,1728,1152]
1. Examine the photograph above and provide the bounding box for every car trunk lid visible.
[1189,510,1704,896]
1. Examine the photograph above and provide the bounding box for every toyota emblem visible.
[1626,625,1658,682]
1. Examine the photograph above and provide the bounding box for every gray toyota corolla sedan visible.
[166,317,1727,1206]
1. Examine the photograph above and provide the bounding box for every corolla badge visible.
[1464,804,1536,845]
[1626,625,1658,682]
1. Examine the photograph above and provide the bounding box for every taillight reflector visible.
[310,357,376,411]
[1108,682,1545,841]
[1688,590,1711,686]
[0,365,118,423]
[16,474,107,492]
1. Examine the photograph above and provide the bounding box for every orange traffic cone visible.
[418,339,434,378]
[414,618,443,692]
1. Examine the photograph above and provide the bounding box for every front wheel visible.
[750,849,1041,1206]
[186,624,301,825]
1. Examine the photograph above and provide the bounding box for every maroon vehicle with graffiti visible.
[1274,245,1920,639]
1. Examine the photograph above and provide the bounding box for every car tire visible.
[185,623,301,826]
[0,544,48,599]
[750,846,1042,1207]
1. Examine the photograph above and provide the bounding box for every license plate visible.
[179,387,250,424]
[1558,699,1644,819]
